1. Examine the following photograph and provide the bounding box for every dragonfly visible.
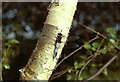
[53,32,80,59]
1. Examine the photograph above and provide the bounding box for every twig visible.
[50,67,74,80]
[55,35,99,70]
[74,20,120,50]
[78,38,105,80]
[74,20,107,39]
[51,54,95,80]
[82,52,120,82]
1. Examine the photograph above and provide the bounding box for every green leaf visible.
[100,49,107,55]
[75,70,79,75]
[92,42,100,49]
[84,44,91,49]
[87,50,93,55]
[77,63,84,68]
[2,57,9,63]
[109,45,115,49]
[67,75,72,80]
[109,39,115,43]
[74,61,78,70]
[79,55,86,59]
[5,42,11,48]
[3,50,8,56]
[67,74,78,80]
[92,47,96,51]
[4,64,10,69]
[68,69,72,73]
[107,28,116,39]
[98,63,103,67]
[74,61,84,70]
[9,39,20,44]
[103,68,108,76]
[0,35,4,40]
[79,77,83,80]
[74,61,78,66]
[118,45,120,50]
[91,64,96,67]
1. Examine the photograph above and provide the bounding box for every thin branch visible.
[74,20,107,39]
[78,56,94,80]
[74,20,120,50]
[78,38,105,80]
[50,67,74,80]
[51,54,95,80]
[82,52,120,82]
[55,35,99,70]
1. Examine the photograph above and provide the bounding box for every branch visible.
[74,20,107,39]
[82,52,120,82]
[74,20,119,50]
[55,35,99,70]
[50,67,73,80]
[78,38,105,80]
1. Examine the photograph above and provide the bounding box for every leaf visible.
[107,42,115,51]
[5,42,10,47]
[107,28,116,39]
[103,68,108,76]
[84,43,91,50]
[75,70,79,75]
[79,76,83,80]
[9,39,20,44]
[67,75,72,80]
[98,63,103,67]
[74,61,78,70]
[2,57,9,63]
[92,42,100,49]
[91,47,96,51]
[3,50,8,56]
[100,49,107,55]
[74,61,78,66]
[87,50,93,55]
[68,69,72,73]
[4,64,10,69]
[67,74,77,80]
[109,39,115,43]
[109,45,115,49]
[0,35,4,40]
[77,63,84,68]
[91,64,96,67]
[118,45,120,50]
[79,55,86,59]
[74,61,84,70]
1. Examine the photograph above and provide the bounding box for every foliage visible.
[2,36,20,69]
[66,27,120,80]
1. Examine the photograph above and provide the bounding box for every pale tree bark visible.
[19,0,78,80]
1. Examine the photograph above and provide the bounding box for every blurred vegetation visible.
[2,2,120,81]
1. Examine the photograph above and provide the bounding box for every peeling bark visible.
[19,0,78,80]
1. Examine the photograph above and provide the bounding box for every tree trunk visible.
[19,0,78,80]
